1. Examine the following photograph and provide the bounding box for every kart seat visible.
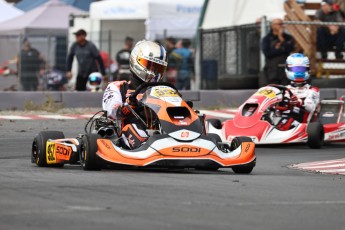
[319,100,344,124]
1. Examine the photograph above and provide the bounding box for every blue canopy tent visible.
[15,0,95,12]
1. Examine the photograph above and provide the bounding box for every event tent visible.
[0,0,85,70]
[0,0,23,23]
[89,0,204,40]
[201,0,286,29]
[15,0,94,12]
[0,0,84,35]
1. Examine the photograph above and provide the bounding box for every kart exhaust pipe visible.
[97,127,115,138]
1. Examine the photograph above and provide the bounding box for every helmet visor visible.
[287,66,308,73]
[137,56,167,82]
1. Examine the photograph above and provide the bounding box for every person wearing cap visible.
[114,36,134,81]
[315,0,345,59]
[66,29,106,91]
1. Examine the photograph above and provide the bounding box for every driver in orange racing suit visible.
[277,53,320,131]
[102,40,168,149]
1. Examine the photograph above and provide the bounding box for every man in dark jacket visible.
[262,18,294,85]
[66,29,106,91]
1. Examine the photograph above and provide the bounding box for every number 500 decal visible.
[46,142,56,164]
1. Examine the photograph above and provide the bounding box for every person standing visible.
[262,18,294,85]
[172,39,195,90]
[66,29,106,91]
[115,36,134,81]
[17,39,45,91]
[165,37,179,85]
[315,0,345,59]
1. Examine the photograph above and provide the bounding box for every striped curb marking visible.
[290,159,345,175]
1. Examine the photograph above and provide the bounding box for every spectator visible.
[315,0,345,59]
[172,39,195,90]
[247,18,261,75]
[66,29,106,91]
[262,18,294,85]
[165,37,179,85]
[115,36,134,81]
[17,39,45,91]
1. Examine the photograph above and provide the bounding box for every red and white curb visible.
[290,158,345,175]
[0,114,95,120]
[0,109,237,120]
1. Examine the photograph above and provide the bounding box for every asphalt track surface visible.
[0,119,345,230]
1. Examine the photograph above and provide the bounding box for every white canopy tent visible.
[202,0,286,29]
[89,0,204,40]
[0,0,23,23]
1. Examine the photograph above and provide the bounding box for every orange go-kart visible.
[31,82,256,173]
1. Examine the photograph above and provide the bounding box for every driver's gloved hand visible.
[289,95,302,107]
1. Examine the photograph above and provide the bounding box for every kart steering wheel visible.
[268,84,294,109]
[128,82,179,105]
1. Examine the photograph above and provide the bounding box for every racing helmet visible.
[285,53,310,83]
[87,72,102,92]
[129,40,168,83]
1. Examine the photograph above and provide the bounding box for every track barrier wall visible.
[1,89,345,110]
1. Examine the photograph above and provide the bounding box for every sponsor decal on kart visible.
[151,86,178,98]
[55,144,72,161]
[46,141,56,164]
[46,142,72,163]
[256,88,276,99]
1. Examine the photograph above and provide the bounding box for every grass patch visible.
[24,95,63,112]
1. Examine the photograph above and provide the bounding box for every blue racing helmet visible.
[285,53,310,83]
[87,72,102,91]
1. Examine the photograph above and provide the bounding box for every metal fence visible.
[199,20,345,89]
[199,23,263,89]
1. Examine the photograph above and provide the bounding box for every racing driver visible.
[102,40,168,149]
[276,53,320,130]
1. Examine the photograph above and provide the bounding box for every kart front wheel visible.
[230,136,255,174]
[232,160,256,174]
[81,134,101,171]
[32,131,65,167]
[307,122,324,149]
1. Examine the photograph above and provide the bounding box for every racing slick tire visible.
[230,136,255,174]
[32,131,65,167]
[207,119,222,129]
[81,134,101,171]
[307,122,324,149]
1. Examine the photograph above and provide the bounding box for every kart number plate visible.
[46,141,56,164]
[151,87,178,98]
[257,89,276,98]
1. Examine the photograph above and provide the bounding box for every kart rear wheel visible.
[32,131,65,167]
[81,134,101,171]
[230,136,255,174]
[207,119,222,129]
[307,122,324,149]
